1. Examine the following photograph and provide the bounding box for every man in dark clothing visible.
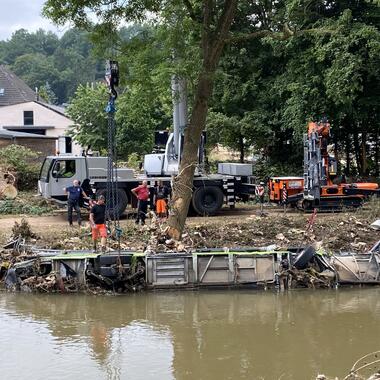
[64,179,88,226]
[154,180,170,219]
[89,195,107,252]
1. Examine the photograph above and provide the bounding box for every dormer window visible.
[23,111,34,125]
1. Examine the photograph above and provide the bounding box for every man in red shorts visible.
[89,195,107,252]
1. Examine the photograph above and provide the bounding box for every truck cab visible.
[38,155,135,202]
[38,156,88,201]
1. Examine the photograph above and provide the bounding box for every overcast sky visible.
[0,0,67,40]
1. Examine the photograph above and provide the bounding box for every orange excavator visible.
[274,119,379,210]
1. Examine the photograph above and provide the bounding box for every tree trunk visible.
[375,130,379,177]
[239,133,244,163]
[345,132,351,176]
[167,0,238,240]
[361,130,367,176]
[353,129,362,175]
[167,71,214,240]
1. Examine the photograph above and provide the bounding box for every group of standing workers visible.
[64,179,170,251]
[131,180,169,225]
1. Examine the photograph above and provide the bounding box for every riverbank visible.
[0,202,379,253]
[0,201,379,294]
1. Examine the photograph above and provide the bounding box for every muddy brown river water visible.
[0,289,380,380]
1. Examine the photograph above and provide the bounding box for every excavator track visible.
[301,195,363,212]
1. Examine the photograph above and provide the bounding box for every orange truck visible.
[269,177,304,204]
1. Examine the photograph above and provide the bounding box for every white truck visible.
[38,154,255,217]
[38,77,255,216]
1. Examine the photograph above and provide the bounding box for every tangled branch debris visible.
[11,218,36,240]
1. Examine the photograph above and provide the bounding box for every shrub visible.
[0,145,40,191]
[0,199,52,215]
[126,152,141,171]
[11,218,36,239]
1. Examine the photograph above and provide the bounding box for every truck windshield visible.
[39,158,53,181]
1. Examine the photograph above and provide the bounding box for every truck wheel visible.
[192,186,224,216]
[96,188,128,218]
[302,199,313,212]
[293,246,316,270]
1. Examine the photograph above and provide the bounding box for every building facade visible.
[0,65,81,156]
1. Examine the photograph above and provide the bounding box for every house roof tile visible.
[0,65,36,106]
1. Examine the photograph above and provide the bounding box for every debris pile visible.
[0,208,379,294]
[11,218,36,240]
[178,213,379,253]
[0,171,17,200]
[317,350,380,379]
[285,267,334,288]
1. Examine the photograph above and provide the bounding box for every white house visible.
[0,65,81,155]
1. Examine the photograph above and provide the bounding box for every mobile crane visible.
[283,119,379,210]
[38,76,255,217]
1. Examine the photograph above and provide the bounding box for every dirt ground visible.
[1,201,379,253]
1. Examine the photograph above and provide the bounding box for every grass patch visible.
[354,197,380,220]
[0,192,56,216]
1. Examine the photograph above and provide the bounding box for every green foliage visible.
[32,0,380,179]
[209,1,380,175]
[252,160,302,180]
[66,83,109,152]
[17,168,41,191]
[12,53,61,97]
[0,144,38,172]
[39,81,58,104]
[0,28,102,103]
[0,145,40,190]
[126,153,141,170]
[0,29,59,63]
[0,199,52,216]
[66,82,170,157]
[115,89,169,158]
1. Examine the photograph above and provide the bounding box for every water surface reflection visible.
[1,288,380,379]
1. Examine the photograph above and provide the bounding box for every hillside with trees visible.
[0,28,103,104]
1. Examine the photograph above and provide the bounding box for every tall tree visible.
[67,82,170,157]
[208,1,380,177]
[43,0,241,239]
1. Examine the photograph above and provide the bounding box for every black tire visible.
[192,186,224,216]
[293,246,316,270]
[96,188,128,218]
